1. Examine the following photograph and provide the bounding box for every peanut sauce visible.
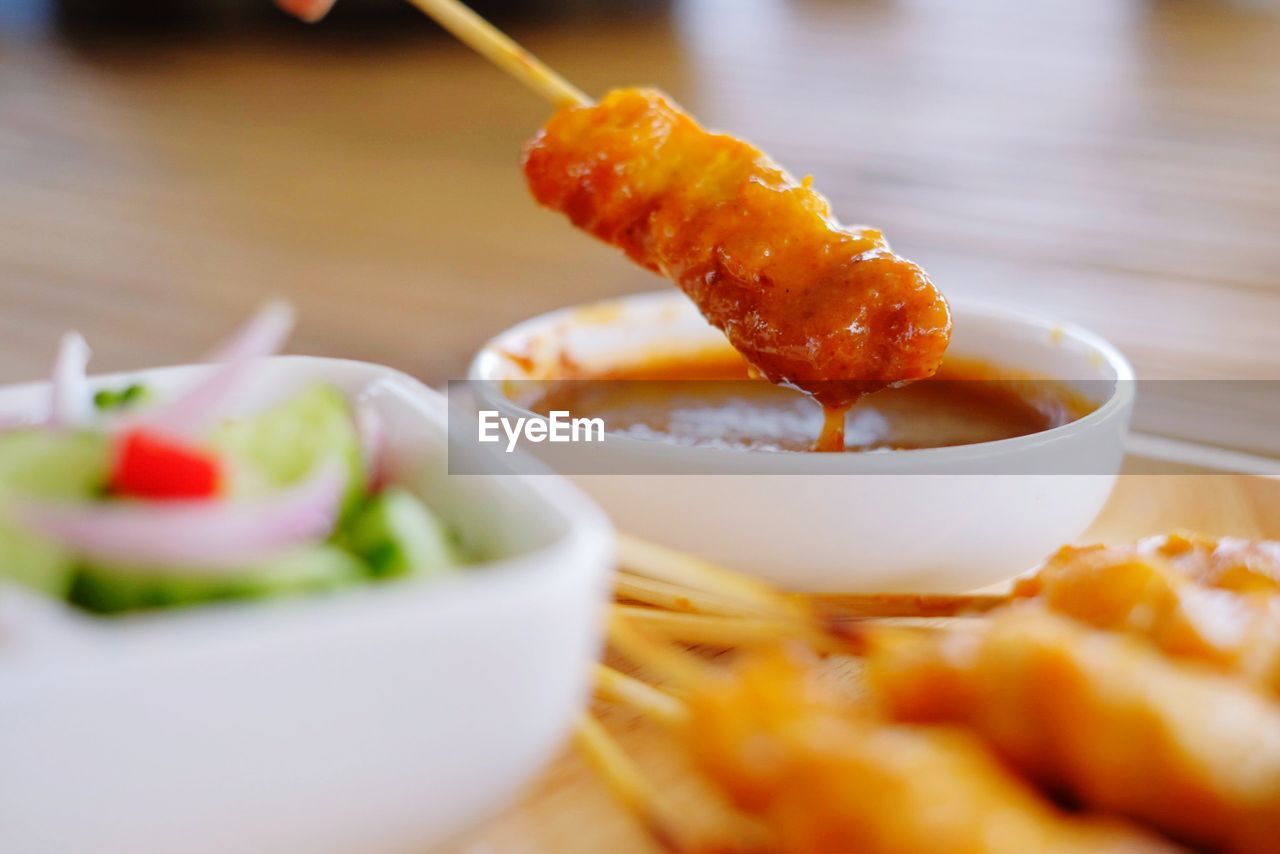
[524,350,1095,453]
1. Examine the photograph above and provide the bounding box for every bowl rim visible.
[467,291,1136,472]
[0,355,614,643]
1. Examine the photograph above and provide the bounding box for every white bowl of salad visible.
[0,306,613,854]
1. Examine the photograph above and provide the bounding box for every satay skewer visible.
[599,611,1185,854]
[617,569,1004,621]
[615,535,1006,625]
[606,610,709,689]
[614,571,757,617]
[585,623,710,851]
[573,714,684,852]
[612,604,815,649]
[404,0,589,107]
[590,638,776,852]
[593,617,768,850]
[406,5,952,448]
[806,591,1007,620]
[617,535,815,624]
[594,663,688,726]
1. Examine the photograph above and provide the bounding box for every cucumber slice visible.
[0,430,109,499]
[0,430,110,597]
[211,384,365,515]
[0,531,79,599]
[343,488,461,580]
[69,545,367,615]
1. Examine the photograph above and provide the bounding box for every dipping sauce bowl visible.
[470,291,1134,592]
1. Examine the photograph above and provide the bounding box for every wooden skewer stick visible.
[614,540,977,647]
[806,591,1009,621]
[615,570,763,617]
[607,610,711,689]
[618,534,813,624]
[618,565,1009,622]
[404,0,590,108]
[594,663,689,727]
[573,714,683,852]
[576,710,771,852]
[614,604,817,649]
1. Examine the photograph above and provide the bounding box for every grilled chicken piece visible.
[524,88,952,414]
[866,607,1280,854]
[684,649,1182,854]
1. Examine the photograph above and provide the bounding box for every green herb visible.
[93,382,150,412]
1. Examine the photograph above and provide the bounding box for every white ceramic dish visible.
[469,291,1134,593]
[0,357,613,854]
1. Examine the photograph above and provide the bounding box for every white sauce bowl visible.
[469,291,1134,592]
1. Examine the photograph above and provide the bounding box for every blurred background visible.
[1,0,1278,448]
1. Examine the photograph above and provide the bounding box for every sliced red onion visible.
[6,461,345,574]
[354,383,388,491]
[203,300,296,366]
[49,332,92,429]
[131,301,295,439]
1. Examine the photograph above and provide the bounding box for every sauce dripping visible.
[814,405,852,453]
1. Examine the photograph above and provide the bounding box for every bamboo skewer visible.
[594,663,689,726]
[573,714,682,852]
[613,604,817,649]
[612,536,996,655]
[576,707,772,852]
[618,534,814,624]
[807,591,1008,621]
[404,0,590,107]
[615,571,766,617]
[615,536,1008,631]
[596,619,768,850]
[618,566,1008,623]
[607,610,712,689]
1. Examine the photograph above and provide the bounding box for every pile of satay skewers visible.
[577,533,1280,854]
